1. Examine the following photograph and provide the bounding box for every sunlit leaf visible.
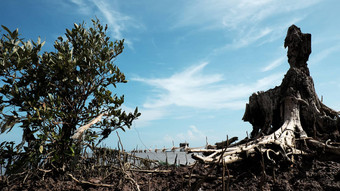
[39,145,43,153]
[48,93,53,102]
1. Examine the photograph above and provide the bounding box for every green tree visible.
[0,19,140,172]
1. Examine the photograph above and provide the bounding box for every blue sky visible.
[1,0,340,151]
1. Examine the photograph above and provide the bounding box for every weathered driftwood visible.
[190,25,340,164]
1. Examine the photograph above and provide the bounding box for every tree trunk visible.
[243,25,339,142]
[190,25,340,164]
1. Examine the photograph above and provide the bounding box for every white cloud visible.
[91,0,144,48]
[164,125,206,144]
[176,125,205,142]
[122,105,167,128]
[66,0,96,15]
[262,57,285,72]
[67,0,142,48]
[310,44,340,65]
[135,108,166,127]
[92,1,126,40]
[213,17,305,53]
[134,62,283,111]
[70,0,85,6]
[228,27,273,49]
[173,0,321,49]
[175,0,320,30]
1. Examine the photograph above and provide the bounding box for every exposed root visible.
[307,139,340,155]
[190,94,326,164]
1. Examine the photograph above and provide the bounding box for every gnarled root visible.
[190,94,340,164]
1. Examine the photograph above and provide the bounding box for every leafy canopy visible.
[0,19,140,170]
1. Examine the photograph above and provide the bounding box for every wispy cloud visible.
[310,44,340,65]
[262,57,285,72]
[134,62,283,111]
[67,0,142,48]
[174,0,320,29]
[227,27,273,49]
[213,16,305,54]
[69,0,93,14]
[164,125,206,145]
[173,0,321,49]
[122,105,167,128]
[92,1,127,39]
[70,0,85,6]
[134,108,167,127]
[92,0,145,48]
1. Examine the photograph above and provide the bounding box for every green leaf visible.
[13,28,18,38]
[134,107,139,115]
[1,25,12,36]
[13,84,19,94]
[69,146,75,155]
[66,29,72,36]
[0,116,19,133]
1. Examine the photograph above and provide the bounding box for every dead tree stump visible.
[243,25,339,142]
[190,25,340,164]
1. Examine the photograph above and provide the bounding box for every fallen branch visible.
[184,174,234,180]
[128,169,171,173]
[68,173,114,187]
[71,113,106,140]
[38,168,52,173]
